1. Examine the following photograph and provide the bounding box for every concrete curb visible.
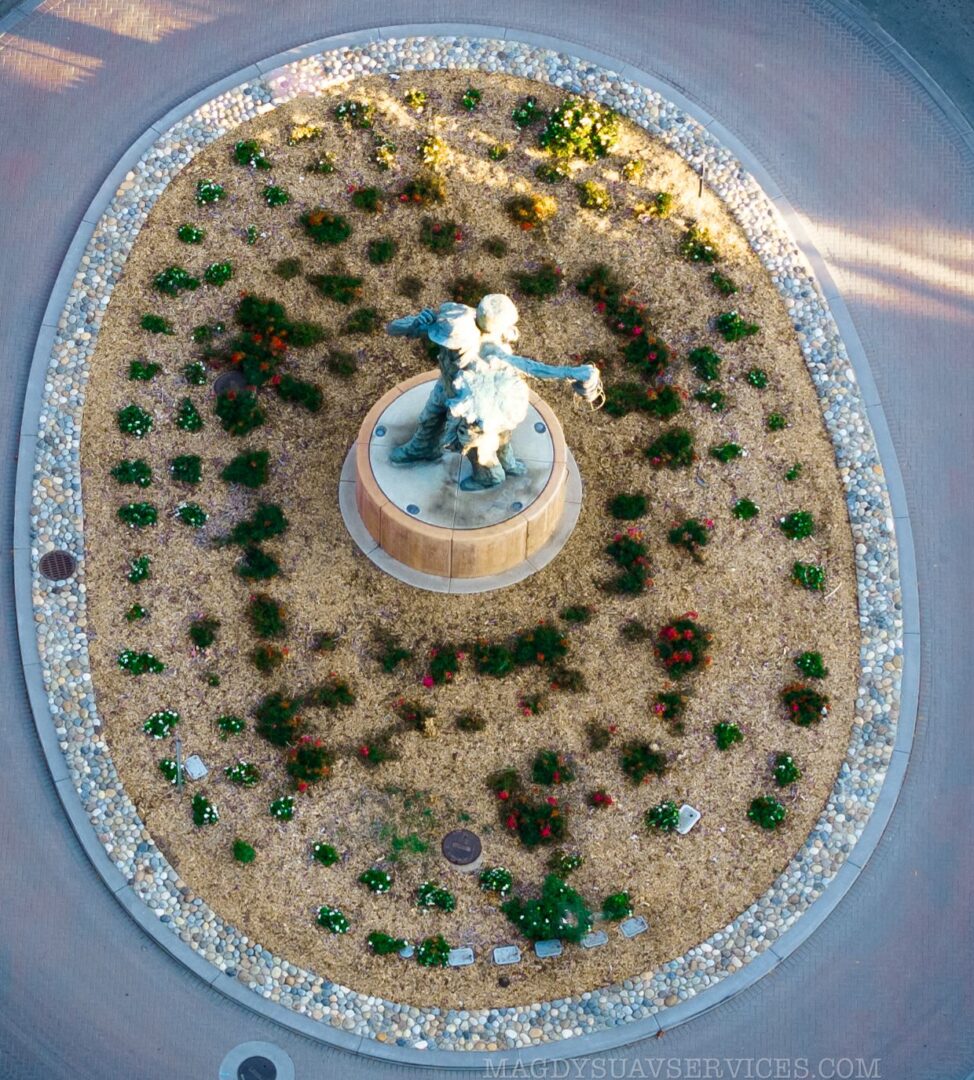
[13,22,921,1069]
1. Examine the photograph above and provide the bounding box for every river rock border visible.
[21,32,906,1057]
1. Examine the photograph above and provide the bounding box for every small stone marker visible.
[448,947,474,968]
[581,930,608,949]
[677,804,701,834]
[183,754,208,781]
[398,944,415,959]
[441,829,483,873]
[492,945,521,965]
[620,916,648,939]
[534,939,563,959]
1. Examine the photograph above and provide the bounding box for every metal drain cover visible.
[237,1057,276,1080]
[214,370,248,396]
[39,550,77,581]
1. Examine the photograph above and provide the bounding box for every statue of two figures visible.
[386,294,603,491]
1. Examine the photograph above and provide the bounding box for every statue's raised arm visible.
[479,342,604,407]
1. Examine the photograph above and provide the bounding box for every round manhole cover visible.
[214,370,248,396]
[442,828,482,866]
[237,1057,277,1080]
[38,550,77,581]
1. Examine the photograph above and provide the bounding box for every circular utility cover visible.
[442,828,482,866]
[38,550,77,581]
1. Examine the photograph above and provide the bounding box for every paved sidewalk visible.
[0,3,972,1078]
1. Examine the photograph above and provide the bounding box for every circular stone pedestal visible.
[347,372,578,584]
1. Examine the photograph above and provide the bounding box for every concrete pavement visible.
[1,2,972,1078]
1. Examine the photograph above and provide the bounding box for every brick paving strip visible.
[14,29,914,1062]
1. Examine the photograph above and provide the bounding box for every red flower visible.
[498,790,510,801]
[358,745,370,756]
[421,675,434,688]
[540,826,552,838]
[608,724,618,733]
[506,815,517,830]
[399,193,409,202]
[297,780,309,793]
[546,796,558,806]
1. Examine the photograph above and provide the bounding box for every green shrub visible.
[233,840,256,864]
[192,793,219,827]
[748,795,786,830]
[732,497,760,520]
[694,387,728,412]
[334,99,374,128]
[371,136,397,171]
[316,906,349,933]
[204,262,233,286]
[118,649,164,675]
[125,603,148,622]
[461,86,482,111]
[117,502,157,529]
[602,891,633,920]
[540,97,619,160]
[622,334,670,378]
[403,87,428,110]
[127,555,151,583]
[306,154,336,174]
[221,450,270,487]
[455,712,486,733]
[646,800,681,832]
[303,676,355,710]
[715,310,759,341]
[300,208,352,245]
[621,742,667,784]
[344,307,380,334]
[785,463,804,482]
[111,459,152,487]
[367,236,397,265]
[154,265,199,295]
[269,795,295,821]
[506,193,557,230]
[710,441,745,462]
[710,270,738,296]
[512,622,568,667]
[288,122,323,144]
[635,191,672,217]
[500,788,566,848]
[766,411,788,431]
[532,749,576,786]
[215,391,265,436]
[655,614,712,678]
[577,180,612,213]
[275,374,322,412]
[773,753,802,787]
[792,561,826,591]
[158,758,178,784]
[502,874,593,943]
[274,257,303,280]
[779,511,815,540]
[416,935,450,967]
[622,159,645,181]
[177,223,204,244]
[688,346,722,382]
[511,96,545,128]
[117,404,153,438]
[225,761,260,786]
[668,518,712,562]
[428,644,460,685]
[217,714,245,738]
[450,273,492,306]
[416,881,456,912]
[747,367,769,388]
[714,721,744,750]
[560,604,593,624]
[646,428,695,468]
[652,690,688,733]
[251,643,285,674]
[535,160,571,184]
[188,616,219,649]
[248,592,286,637]
[175,398,203,432]
[286,736,333,785]
[516,261,563,298]
[183,361,207,385]
[604,382,682,419]
[794,651,828,679]
[235,546,280,581]
[128,360,161,381]
[471,640,515,678]
[418,134,447,168]
[233,139,271,168]
[175,502,207,528]
[139,313,174,334]
[678,222,720,263]
[608,492,647,520]
[143,709,179,738]
[263,184,289,207]
[606,527,652,594]
[782,684,830,726]
[420,217,461,255]
[169,454,201,484]
[312,842,340,866]
[480,866,513,895]
[254,692,304,745]
[359,868,392,893]
[548,850,583,876]
[368,931,407,955]
[487,144,510,162]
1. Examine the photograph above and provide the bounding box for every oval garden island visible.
[26,40,904,1055]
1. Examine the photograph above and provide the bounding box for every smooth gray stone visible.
[581,930,608,949]
[620,916,649,939]
[447,947,474,967]
[492,945,521,965]
[677,804,701,834]
[398,944,414,959]
[534,939,563,959]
